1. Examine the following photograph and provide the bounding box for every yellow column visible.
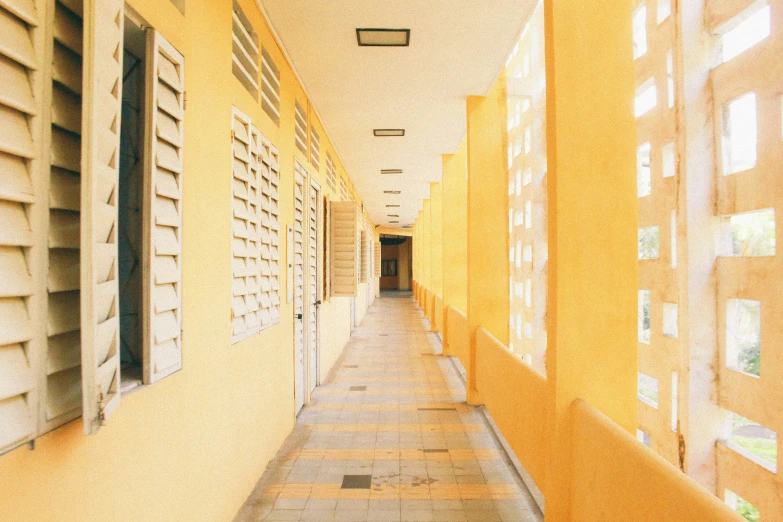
[441,145,468,355]
[430,182,443,331]
[466,73,510,404]
[543,0,638,519]
[421,201,431,318]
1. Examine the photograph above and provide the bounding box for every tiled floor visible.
[235,293,542,522]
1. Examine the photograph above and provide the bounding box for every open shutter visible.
[144,29,184,381]
[374,241,381,277]
[0,0,40,453]
[80,0,123,434]
[329,201,358,297]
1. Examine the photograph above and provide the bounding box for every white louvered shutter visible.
[46,0,85,430]
[259,135,281,328]
[329,201,358,297]
[144,29,184,381]
[80,0,123,434]
[0,0,41,453]
[374,241,381,277]
[231,108,262,343]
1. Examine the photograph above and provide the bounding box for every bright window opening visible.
[662,142,676,178]
[639,226,660,260]
[633,5,648,59]
[721,208,776,257]
[637,142,651,197]
[657,0,671,23]
[662,303,678,338]
[637,429,652,447]
[722,93,757,175]
[639,290,651,344]
[728,413,777,472]
[721,5,771,63]
[725,489,760,522]
[638,372,659,408]
[635,79,657,117]
[726,299,761,377]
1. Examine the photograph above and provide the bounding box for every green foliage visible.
[638,226,659,260]
[736,498,760,522]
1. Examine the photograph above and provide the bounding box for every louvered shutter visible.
[359,230,369,283]
[80,0,124,434]
[0,0,40,453]
[231,108,262,343]
[46,0,84,429]
[144,29,184,381]
[329,201,358,297]
[374,241,381,277]
[259,135,281,328]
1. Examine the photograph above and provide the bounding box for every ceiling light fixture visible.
[383,190,401,195]
[381,169,403,175]
[356,28,410,47]
[374,129,405,137]
[387,214,399,218]
[389,221,400,224]
[386,204,400,208]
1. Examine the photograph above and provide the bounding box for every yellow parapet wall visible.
[476,327,547,492]
[570,399,744,522]
[446,307,469,374]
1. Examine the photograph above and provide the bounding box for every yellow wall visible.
[429,182,443,299]
[570,400,743,522]
[0,0,372,520]
[442,144,468,315]
[465,74,510,403]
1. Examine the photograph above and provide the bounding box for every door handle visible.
[315,300,322,307]
[296,314,303,320]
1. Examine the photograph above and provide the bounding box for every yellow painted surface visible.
[0,0,369,520]
[429,182,443,299]
[442,144,468,316]
[465,75,510,403]
[570,400,743,522]
[476,328,547,491]
[445,306,469,379]
[432,295,443,334]
[543,0,638,519]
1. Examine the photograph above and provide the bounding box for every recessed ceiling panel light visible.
[374,129,405,137]
[381,169,403,175]
[387,214,399,218]
[402,225,412,229]
[383,190,401,195]
[356,28,410,47]
[386,204,400,208]
[389,221,400,224]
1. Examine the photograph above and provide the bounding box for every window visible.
[381,259,398,277]
[260,48,281,125]
[637,142,651,197]
[633,4,647,59]
[635,78,657,117]
[638,372,659,408]
[638,226,659,260]
[721,4,770,63]
[231,0,259,98]
[722,93,757,175]
[294,100,308,156]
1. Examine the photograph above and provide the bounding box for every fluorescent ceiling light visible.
[383,190,401,195]
[388,214,399,218]
[389,221,400,224]
[357,28,410,47]
[386,204,400,208]
[374,129,405,137]
[381,169,403,175]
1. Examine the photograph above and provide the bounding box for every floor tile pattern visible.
[235,294,542,522]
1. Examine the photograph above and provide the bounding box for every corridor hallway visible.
[235,295,542,522]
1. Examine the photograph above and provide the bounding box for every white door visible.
[307,180,321,393]
[293,164,306,414]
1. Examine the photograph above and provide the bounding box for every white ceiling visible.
[260,0,529,228]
